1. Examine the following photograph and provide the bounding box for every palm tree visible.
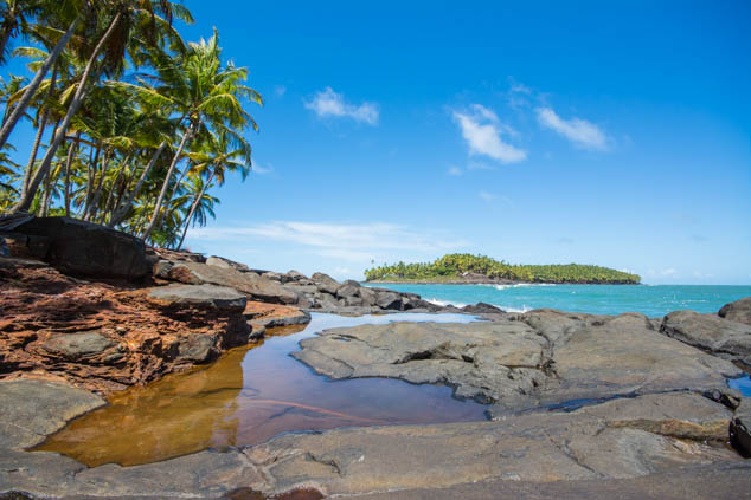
[9,0,192,213]
[0,0,86,150]
[175,128,249,249]
[141,27,260,242]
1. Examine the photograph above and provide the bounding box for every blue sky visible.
[7,1,751,283]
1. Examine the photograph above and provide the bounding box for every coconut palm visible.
[141,27,260,242]
[10,0,192,213]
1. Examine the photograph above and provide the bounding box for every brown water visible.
[35,313,489,467]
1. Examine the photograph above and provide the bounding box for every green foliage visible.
[0,1,261,249]
[365,253,641,284]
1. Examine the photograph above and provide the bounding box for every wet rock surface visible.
[294,310,741,415]
[0,379,104,449]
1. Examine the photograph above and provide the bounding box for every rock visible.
[243,302,311,331]
[359,286,377,306]
[207,255,252,272]
[163,261,299,305]
[147,284,246,312]
[1,264,250,393]
[261,272,282,282]
[41,332,115,360]
[336,283,360,299]
[282,270,306,284]
[206,256,233,268]
[332,462,751,499]
[462,303,504,314]
[719,297,751,325]
[176,334,217,362]
[730,398,751,456]
[0,379,104,449]
[246,393,744,497]
[374,290,403,310]
[4,216,149,281]
[293,312,742,414]
[311,272,340,294]
[662,310,751,365]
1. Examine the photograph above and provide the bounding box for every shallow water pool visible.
[35,313,490,467]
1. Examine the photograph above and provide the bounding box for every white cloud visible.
[250,161,273,175]
[190,221,468,260]
[304,87,379,125]
[447,166,463,176]
[479,191,497,202]
[452,104,527,163]
[536,107,608,150]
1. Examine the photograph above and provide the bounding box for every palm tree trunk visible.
[108,141,165,228]
[88,147,110,222]
[142,125,193,242]
[0,14,82,150]
[20,64,58,198]
[101,153,130,223]
[81,142,100,220]
[21,109,48,198]
[63,131,81,216]
[10,11,122,214]
[177,169,214,250]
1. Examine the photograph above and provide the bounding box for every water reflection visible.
[36,313,489,466]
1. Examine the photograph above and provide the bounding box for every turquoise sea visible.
[370,283,751,318]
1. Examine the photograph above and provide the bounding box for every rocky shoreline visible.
[1,216,751,499]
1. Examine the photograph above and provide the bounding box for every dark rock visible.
[164,261,298,305]
[0,379,104,449]
[5,216,149,281]
[311,272,340,294]
[282,270,306,284]
[147,284,247,312]
[462,303,504,314]
[294,312,741,415]
[41,332,115,360]
[730,398,751,456]
[336,284,360,299]
[374,290,403,310]
[262,272,283,282]
[719,297,751,325]
[177,335,217,362]
[662,310,751,362]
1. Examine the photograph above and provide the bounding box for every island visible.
[365,253,641,284]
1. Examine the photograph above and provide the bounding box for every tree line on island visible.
[365,253,642,285]
[0,0,260,248]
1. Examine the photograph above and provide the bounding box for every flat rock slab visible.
[42,332,114,360]
[147,284,246,311]
[350,462,751,500]
[293,312,741,414]
[246,393,742,497]
[662,310,751,366]
[0,379,104,449]
[162,261,299,305]
[0,391,745,498]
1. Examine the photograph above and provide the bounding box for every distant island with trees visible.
[365,253,641,285]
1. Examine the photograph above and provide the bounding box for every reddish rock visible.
[0,263,250,393]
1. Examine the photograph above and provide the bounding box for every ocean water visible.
[369,283,751,318]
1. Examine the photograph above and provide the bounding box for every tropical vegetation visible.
[365,253,641,284]
[0,0,261,248]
